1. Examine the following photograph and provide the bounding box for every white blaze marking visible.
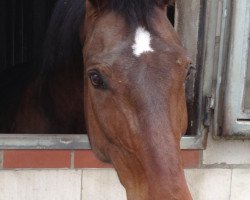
[132,26,154,57]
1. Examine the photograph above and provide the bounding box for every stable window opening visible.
[0,0,207,149]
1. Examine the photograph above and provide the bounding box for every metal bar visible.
[181,130,207,150]
[0,133,207,150]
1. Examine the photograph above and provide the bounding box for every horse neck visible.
[39,65,85,133]
[125,170,192,200]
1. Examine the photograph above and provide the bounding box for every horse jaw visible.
[107,131,193,200]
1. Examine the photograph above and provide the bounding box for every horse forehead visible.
[130,25,186,59]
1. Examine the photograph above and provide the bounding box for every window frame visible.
[0,133,207,149]
[212,0,250,138]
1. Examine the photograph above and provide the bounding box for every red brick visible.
[3,149,199,169]
[3,150,71,169]
[74,150,200,169]
[181,150,201,168]
[74,150,113,168]
[0,151,3,169]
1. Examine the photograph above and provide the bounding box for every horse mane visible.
[41,0,85,74]
[0,62,37,132]
[37,0,86,132]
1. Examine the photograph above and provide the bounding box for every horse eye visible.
[88,70,107,89]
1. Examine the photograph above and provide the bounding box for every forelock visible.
[107,0,157,29]
[92,0,161,29]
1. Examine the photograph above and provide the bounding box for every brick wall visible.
[1,150,200,169]
[1,135,250,200]
[0,151,3,168]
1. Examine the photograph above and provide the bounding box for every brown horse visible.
[1,0,193,199]
[84,1,192,199]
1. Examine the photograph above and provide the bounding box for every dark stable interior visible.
[0,1,195,135]
[0,0,57,70]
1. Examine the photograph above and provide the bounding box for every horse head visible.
[82,0,193,199]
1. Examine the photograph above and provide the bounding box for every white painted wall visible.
[0,167,250,200]
[1,134,250,200]
[203,135,250,165]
